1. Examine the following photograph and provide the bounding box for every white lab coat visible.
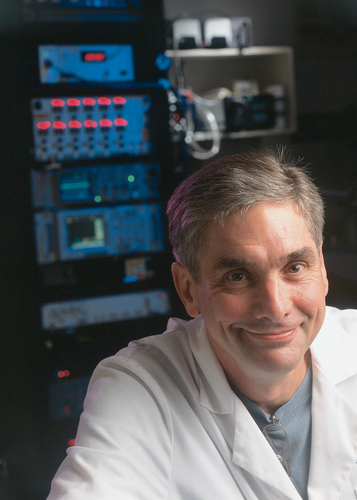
[47,306,357,499]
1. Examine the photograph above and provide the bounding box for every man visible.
[47,148,357,499]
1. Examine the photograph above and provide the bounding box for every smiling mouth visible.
[242,328,298,342]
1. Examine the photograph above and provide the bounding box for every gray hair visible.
[166,147,325,282]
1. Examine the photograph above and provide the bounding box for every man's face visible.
[185,203,328,380]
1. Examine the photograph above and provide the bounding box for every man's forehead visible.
[206,203,311,237]
[200,203,320,273]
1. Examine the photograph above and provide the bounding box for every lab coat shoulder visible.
[46,316,214,500]
[114,315,202,390]
[47,351,175,499]
[325,306,357,339]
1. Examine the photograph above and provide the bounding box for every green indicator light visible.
[94,195,102,203]
[128,175,135,183]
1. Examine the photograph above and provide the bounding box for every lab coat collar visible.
[308,307,357,498]
[186,315,235,415]
[310,306,357,385]
[308,359,357,498]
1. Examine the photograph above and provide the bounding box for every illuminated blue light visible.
[122,275,138,284]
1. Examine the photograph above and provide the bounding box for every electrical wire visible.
[184,96,221,160]
[169,87,221,160]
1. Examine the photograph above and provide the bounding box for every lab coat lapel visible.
[308,309,357,498]
[232,397,302,500]
[188,316,235,414]
[308,361,357,498]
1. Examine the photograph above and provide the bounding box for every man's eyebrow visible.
[212,258,256,272]
[212,247,317,272]
[285,247,317,262]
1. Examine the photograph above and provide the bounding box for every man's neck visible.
[235,355,310,414]
[208,334,311,415]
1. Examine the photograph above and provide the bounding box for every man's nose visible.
[252,277,291,322]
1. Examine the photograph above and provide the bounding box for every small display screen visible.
[59,172,91,202]
[81,51,107,63]
[66,214,106,250]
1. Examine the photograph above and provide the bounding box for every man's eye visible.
[289,263,304,274]
[229,272,245,282]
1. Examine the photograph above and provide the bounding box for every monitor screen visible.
[59,172,92,203]
[66,214,106,251]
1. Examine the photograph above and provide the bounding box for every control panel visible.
[34,202,165,263]
[38,44,135,84]
[31,94,152,162]
[31,162,160,208]
[41,288,171,331]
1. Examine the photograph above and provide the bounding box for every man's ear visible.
[171,262,200,318]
